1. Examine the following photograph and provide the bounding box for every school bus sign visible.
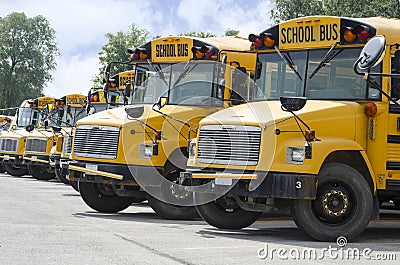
[279,17,340,49]
[151,37,193,63]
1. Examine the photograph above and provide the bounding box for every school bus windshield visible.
[133,62,223,107]
[55,107,86,127]
[131,63,173,104]
[255,47,382,100]
[16,107,41,127]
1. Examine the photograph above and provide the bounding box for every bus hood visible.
[200,100,364,140]
[0,129,32,139]
[76,104,221,128]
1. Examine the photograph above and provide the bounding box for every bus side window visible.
[391,50,400,99]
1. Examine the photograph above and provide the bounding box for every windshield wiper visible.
[309,42,343,79]
[147,60,168,86]
[274,46,303,81]
[172,62,198,88]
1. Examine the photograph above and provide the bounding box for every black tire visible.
[79,182,135,213]
[28,164,56,181]
[0,162,5,173]
[290,163,373,242]
[70,181,79,192]
[131,197,146,204]
[3,162,28,177]
[55,164,70,184]
[147,194,198,220]
[146,165,198,220]
[195,195,261,229]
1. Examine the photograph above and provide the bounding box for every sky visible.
[1,0,273,98]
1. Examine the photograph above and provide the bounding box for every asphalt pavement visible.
[1,173,399,265]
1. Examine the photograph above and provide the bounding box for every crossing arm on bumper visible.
[68,164,124,180]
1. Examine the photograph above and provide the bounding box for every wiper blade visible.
[172,62,198,88]
[309,42,342,79]
[147,60,168,86]
[274,46,303,81]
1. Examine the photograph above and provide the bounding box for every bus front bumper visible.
[66,160,163,186]
[181,170,318,200]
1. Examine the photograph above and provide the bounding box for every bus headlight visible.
[286,147,305,164]
[189,140,197,158]
[140,144,153,158]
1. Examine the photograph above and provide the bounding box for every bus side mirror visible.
[153,97,167,110]
[280,96,307,112]
[124,82,131,98]
[25,124,35,132]
[0,121,7,128]
[354,35,386,71]
[125,106,144,118]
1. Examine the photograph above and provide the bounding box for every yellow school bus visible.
[183,16,400,241]
[0,115,13,172]
[22,93,87,182]
[0,97,55,177]
[67,36,257,219]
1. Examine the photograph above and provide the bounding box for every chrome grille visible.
[63,135,73,156]
[198,125,261,166]
[0,138,19,152]
[73,125,119,159]
[25,138,48,153]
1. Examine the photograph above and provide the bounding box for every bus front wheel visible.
[195,195,261,229]
[3,162,28,177]
[290,163,373,242]
[79,182,135,213]
[147,194,198,220]
[28,165,56,180]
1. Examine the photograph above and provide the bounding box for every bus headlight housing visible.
[189,140,197,159]
[286,147,305,164]
[140,144,154,158]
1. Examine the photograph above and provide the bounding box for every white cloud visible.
[44,55,99,98]
[1,0,273,98]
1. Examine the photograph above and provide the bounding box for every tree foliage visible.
[179,31,217,38]
[0,12,59,110]
[271,0,400,24]
[93,24,149,86]
[224,28,240,36]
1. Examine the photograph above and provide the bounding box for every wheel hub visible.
[322,189,349,217]
[169,179,190,200]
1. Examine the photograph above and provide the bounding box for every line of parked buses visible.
[1,15,400,242]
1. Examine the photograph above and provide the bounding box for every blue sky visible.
[1,0,273,98]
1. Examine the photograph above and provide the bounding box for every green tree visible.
[271,0,400,23]
[271,0,324,23]
[224,28,240,36]
[93,24,149,86]
[179,31,216,38]
[0,12,59,109]
[322,0,400,18]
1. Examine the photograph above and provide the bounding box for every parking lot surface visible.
[1,173,399,264]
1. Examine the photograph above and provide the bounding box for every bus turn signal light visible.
[128,47,148,61]
[249,33,275,49]
[191,45,216,59]
[364,102,377,117]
